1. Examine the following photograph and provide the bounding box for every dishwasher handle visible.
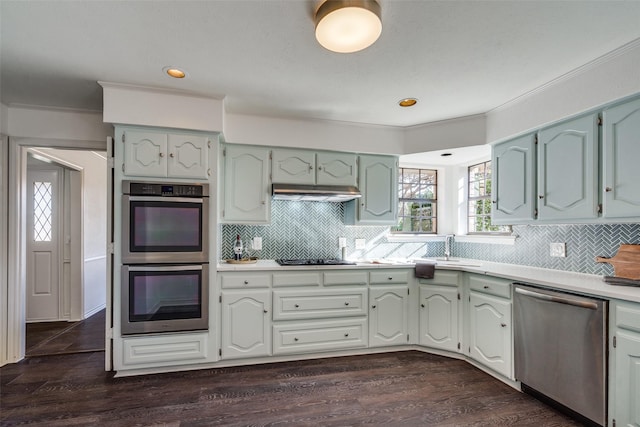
[514,286,599,310]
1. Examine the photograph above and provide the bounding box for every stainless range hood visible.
[272,183,362,202]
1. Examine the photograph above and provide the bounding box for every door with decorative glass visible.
[26,168,62,321]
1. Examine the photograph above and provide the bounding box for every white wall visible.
[35,148,107,317]
[223,112,405,155]
[486,38,640,143]
[404,114,487,155]
[0,134,8,366]
[0,103,8,135]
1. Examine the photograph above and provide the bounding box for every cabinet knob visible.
[538,195,544,199]
[263,310,268,314]
[388,277,393,280]
[261,201,266,205]
[372,305,376,309]
[169,153,174,158]
[318,166,322,170]
[501,323,507,328]
[483,285,490,289]
[294,304,300,308]
[492,200,497,204]
[344,302,349,306]
[605,187,613,192]
[244,280,249,285]
[294,337,299,342]
[344,333,349,337]
[309,165,313,170]
[159,152,164,158]
[421,304,425,308]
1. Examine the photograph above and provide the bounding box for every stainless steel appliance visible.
[272,183,361,202]
[121,264,209,335]
[275,258,356,266]
[122,181,209,264]
[514,283,607,426]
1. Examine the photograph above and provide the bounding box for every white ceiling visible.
[1,0,640,129]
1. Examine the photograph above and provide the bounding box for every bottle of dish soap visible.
[233,234,243,260]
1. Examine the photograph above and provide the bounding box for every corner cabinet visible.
[221,144,271,223]
[418,271,461,353]
[602,97,640,219]
[345,154,398,225]
[609,300,640,427]
[119,127,213,179]
[537,113,599,221]
[491,134,536,224]
[271,148,357,186]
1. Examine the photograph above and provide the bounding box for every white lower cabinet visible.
[273,318,367,354]
[221,290,271,359]
[369,286,409,347]
[610,300,640,427]
[419,284,459,352]
[466,275,513,379]
[119,332,210,368]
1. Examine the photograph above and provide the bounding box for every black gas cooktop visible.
[275,259,356,266]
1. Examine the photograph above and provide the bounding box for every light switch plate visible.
[338,237,347,248]
[252,237,262,251]
[550,242,566,257]
[355,238,366,250]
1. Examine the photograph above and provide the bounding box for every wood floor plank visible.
[0,351,582,426]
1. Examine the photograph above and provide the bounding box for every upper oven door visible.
[122,195,209,264]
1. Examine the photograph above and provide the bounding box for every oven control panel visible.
[123,181,209,197]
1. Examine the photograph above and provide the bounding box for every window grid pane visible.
[392,167,437,234]
[33,181,53,242]
[467,161,511,234]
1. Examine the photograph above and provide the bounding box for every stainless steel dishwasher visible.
[513,283,607,427]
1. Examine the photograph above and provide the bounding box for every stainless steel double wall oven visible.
[121,181,210,335]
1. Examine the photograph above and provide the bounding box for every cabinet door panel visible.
[492,134,536,224]
[167,134,209,179]
[469,291,512,378]
[316,152,357,186]
[369,286,408,347]
[358,155,397,224]
[123,130,168,177]
[603,97,640,218]
[537,114,598,221]
[272,149,315,184]
[221,290,271,359]
[419,285,458,352]
[223,145,270,223]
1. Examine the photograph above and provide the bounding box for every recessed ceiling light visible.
[163,66,188,79]
[398,98,418,107]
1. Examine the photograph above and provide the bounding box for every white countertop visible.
[216,258,640,303]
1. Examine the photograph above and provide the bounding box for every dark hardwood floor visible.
[1,350,582,426]
[26,310,105,357]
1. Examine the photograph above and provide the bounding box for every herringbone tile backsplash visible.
[221,200,640,276]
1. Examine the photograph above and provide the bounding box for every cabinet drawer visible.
[273,318,367,354]
[220,273,271,289]
[370,270,410,284]
[468,275,511,299]
[615,301,640,334]
[323,271,368,286]
[121,333,209,367]
[417,270,460,286]
[273,272,321,287]
[273,288,367,320]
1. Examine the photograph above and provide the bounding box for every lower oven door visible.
[121,264,209,335]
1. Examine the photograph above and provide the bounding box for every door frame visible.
[5,136,106,364]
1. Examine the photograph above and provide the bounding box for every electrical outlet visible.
[550,242,566,257]
[338,237,347,248]
[252,237,262,251]
[355,238,366,250]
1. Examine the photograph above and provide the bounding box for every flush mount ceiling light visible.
[398,98,418,107]
[314,0,382,53]
[163,66,188,79]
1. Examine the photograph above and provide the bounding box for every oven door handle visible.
[125,265,204,272]
[127,196,204,203]
[514,287,599,310]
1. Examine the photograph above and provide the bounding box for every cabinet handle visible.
[159,152,165,158]
[538,195,544,199]
[344,302,349,306]
[492,200,497,204]
[263,310,268,314]
[421,304,425,308]
[372,305,376,309]
[294,337,299,342]
[483,285,490,289]
[501,323,507,328]
[344,333,349,337]
[294,304,299,308]
[605,187,612,192]
[169,153,174,158]
[388,277,393,280]
[244,280,249,285]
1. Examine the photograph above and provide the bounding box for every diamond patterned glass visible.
[33,181,52,242]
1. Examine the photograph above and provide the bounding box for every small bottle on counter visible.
[233,234,243,260]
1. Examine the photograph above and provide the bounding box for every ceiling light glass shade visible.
[315,0,382,53]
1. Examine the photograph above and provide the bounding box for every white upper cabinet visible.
[121,128,211,179]
[537,113,599,221]
[222,144,271,223]
[271,148,357,186]
[346,154,398,225]
[492,134,536,224]
[602,97,640,219]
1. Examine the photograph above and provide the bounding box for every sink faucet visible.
[444,234,454,261]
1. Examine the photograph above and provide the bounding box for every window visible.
[468,161,510,234]
[392,168,437,234]
[33,181,53,242]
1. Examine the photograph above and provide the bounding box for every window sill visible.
[455,234,516,245]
